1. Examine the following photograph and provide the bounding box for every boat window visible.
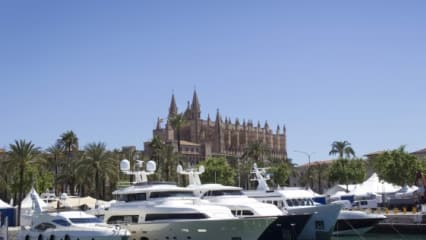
[35,223,57,230]
[52,219,71,227]
[291,199,298,206]
[286,200,293,207]
[107,215,139,224]
[145,213,207,221]
[69,218,102,224]
[231,210,254,216]
[210,190,244,196]
[118,193,147,202]
[150,191,195,198]
[242,210,254,216]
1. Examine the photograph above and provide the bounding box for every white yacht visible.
[17,194,130,240]
[243,164,341,240]
[177,165,312,240]
[100,160,276,240]
[331,200,385,236]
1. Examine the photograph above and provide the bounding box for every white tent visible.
[324,184,358,196]
[350,173,400,196]
[0,199,12,209]
[20,187,47,209]
[20,187,47,226]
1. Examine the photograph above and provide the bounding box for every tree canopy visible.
[371,146,418,186]
[198,157,235,186]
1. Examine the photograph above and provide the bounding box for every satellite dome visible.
[146,160,157,172]
[120,159,130,171]
[177,165,183,174]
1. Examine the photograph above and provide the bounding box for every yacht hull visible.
[258,214,312,240]
[287,204,341,240]
[333,210,385,236]
[125,217,276,240]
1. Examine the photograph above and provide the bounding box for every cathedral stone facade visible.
[144,91,287,164]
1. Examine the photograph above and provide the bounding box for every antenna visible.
[251,163,270,191]
[177,165,204,186]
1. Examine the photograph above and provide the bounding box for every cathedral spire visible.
[215,109,222,126]
[156,117,162,130]
[191,90,201,119]
[168,93,178,118]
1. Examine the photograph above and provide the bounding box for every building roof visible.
[296,159,334,168]
[411,148,426,155]
[364,150,386,157]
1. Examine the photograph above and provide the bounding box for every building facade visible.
[144,91,287,164]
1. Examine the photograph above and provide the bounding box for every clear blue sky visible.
[1,1,425,164]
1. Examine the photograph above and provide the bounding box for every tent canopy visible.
[0,199,12,209]
[20,187,47,209]
[350,173,400,196]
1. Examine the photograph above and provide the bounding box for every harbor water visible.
[332,233,426,239]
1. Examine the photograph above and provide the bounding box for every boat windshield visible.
[150,191,195,198]
[203,190,244,197]
[287,198,315,207]
[69,217,103,224]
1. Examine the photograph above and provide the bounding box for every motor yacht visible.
[100,160,276,240]
[243,164,341,240]
[17,193,130,240]
[177,165,312,240]
[331,200,385,236]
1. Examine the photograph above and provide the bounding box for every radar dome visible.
[177,165,183,174]
[199,165,205,174]
[146,160,157,172]
[120,159,130,171]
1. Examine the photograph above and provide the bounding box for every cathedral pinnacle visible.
[168,93,178,118]
[191,90,201,119]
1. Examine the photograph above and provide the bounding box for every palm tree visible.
[149,135,164,163]
[169,113,186,184]
[59,130,79,194]
[8,140,40,226]
[46,141,64,195]
[168,113,186,154]
[329,140,356,192]
[329,140,355,159]
[242,141,270,164]
[79,142,117,199]
[60,130,79,159]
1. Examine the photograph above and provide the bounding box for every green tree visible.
[310,162,330,194]
[79,142,118,199]
[7,140,41,226]
[160,145,178,182]
[329,158,366,191]
[371,146,417,186]
[168,113,186,154]
[268,162,291,187]
[328,140,358,191]
[242,141,270,164]
[59,130,79,194]
[46,141,64,195]
[198,157,235,186]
